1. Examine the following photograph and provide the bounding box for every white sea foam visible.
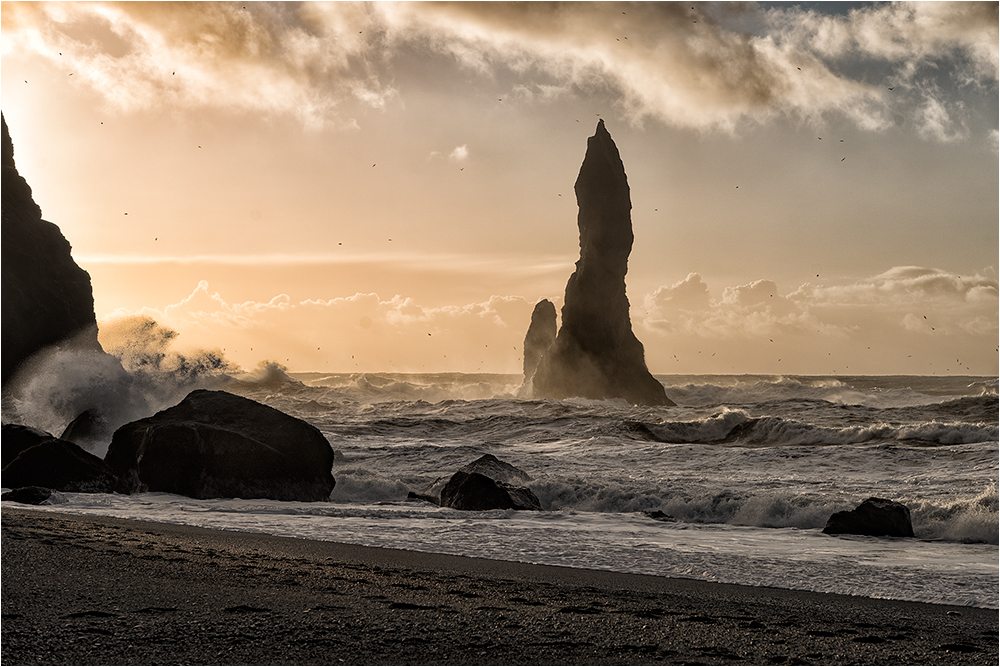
[3,371,996,608]
[8,492,996,609]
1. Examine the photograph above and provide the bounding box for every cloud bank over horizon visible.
[3,1,995,139]
[100,264,997,376]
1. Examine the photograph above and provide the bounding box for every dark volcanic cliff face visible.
[2,113,102,385]
[531,121,673,406]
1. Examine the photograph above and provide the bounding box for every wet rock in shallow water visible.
[2,438,118,493]
[440,454,541,511]
[105,389,335,501]
[1,486,55,505]
[822,497,914,538]
[530,121,672,406]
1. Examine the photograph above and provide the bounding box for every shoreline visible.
[3,507,997,665]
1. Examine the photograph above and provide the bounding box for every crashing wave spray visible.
[2,316,240,456]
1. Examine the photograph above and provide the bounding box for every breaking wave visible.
[636,409,998,446]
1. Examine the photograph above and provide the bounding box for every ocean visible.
[5,372,998,609]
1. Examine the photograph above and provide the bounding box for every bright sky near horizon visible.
[2,1,997,376]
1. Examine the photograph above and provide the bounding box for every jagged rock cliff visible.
[522,299,557,383]
[530,121,673,406]
[2,113,102,385]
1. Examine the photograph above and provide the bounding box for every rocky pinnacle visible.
[530,120,673,406]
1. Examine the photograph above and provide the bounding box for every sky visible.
[1,1,997,376]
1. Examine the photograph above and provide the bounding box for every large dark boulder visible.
[104,389,335,501]
[523,299,557,383]
[1,486,56,505]
[2,113,103,386]
[440,454,541,511]
[822,497,915,538]
[2,438,118,493]
[60,409,109,447]
[530,121,673,406]
[2,423,56,468]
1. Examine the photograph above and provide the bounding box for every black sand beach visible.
[2,507,997,665]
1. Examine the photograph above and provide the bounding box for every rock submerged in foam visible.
[529,121,673,406]
[105,389,335,502]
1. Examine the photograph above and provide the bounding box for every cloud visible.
[789,266,999,307]
[3,2,994,136]
[390,1,996,134]
[1,1,396,129]
[644,273,711,313]
[448,144,469,162]
[636,266,997,372]
[106,281,541,373]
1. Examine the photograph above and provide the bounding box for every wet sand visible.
[2,506,996,665]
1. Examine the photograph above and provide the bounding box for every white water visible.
[4,372,998,608]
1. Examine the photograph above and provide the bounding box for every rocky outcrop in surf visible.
[439,454,541,511]
[822,497,915,538]
[529,121,672,406]
[522,299,557,383]
[1,114,103,386]
[105,389,336,501]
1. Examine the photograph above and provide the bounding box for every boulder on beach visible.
[104,389,335,501]
[440,454,541,511]
[822,497,915,538]
[529,121,672,406]
[1,486,58,505]
[2,438,118,493]
[1,113,104,386]
[523,299,557,383]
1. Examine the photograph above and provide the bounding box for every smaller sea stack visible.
[522,299,557,383]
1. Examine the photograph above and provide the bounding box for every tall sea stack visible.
[530,121,673,406]
[1,113,102,385]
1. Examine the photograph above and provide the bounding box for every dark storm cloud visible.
[4,1,995,136]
